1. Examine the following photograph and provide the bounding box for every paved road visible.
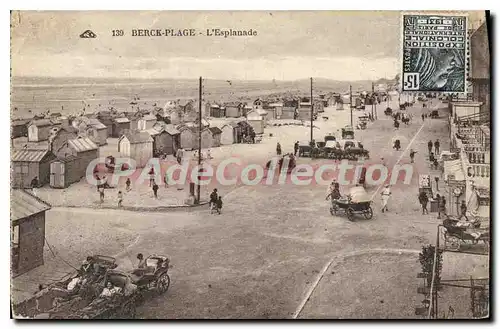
[14,100,460,318]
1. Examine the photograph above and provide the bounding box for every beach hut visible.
[96,111,114,136]
[11,149,56,188]
[147,124,180,157]
[118,130,153,168]
[177,125,196,150]
[27,119,61,142]
[138,114,158,130]
[11,119,30,139]
[220,124,236,145]
[266,102,284,119]
[208,104,225,118]
[11,189,51,277]
[246,110,265,134]
[197,128,213,149]
[87,118,108,146]
[224,102,243,118]
[112,117,131,137]
[49,155,81,188]
[48,126,79,156]
[53,137,100,180]
[208,127,222,147]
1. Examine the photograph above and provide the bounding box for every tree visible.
[419,244,443,288]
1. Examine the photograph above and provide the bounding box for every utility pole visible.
[310,77,314,144]
[349,85,353,127]
[196,76,202,204]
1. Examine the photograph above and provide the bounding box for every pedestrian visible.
[380,184,392,213]
[117,191,123,207]
[428,140,433,155]
[410,149,417,163]
[429,152,435,164]
[215,196,223,214]
[294,141,299,156]
[176,148,183,165]
[434,176,439,191]
[436,194,444,219]
[439,196,447,218]
[209,188,218,209]
[207,149,212,159]
[418,191,429,214]
[458,200,468,221]
[148,166,155,187]
[152,182,159,198]
[434,139,440,155]
[30,176,39,188]
[99,187,105,204]
[95,173,101,191]
[421,113,425,122]
[164,174,169,188]
[125,178,131,192]
[276,142,282,156]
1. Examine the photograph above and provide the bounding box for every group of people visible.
[428,139,441,170]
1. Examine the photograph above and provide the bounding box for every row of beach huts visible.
[10,104,263,189]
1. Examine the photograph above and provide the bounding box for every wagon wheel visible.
[157,273,171,294]
[363,207,373,219]
[445,235,461,251]
[346,208,355,221]
[121,300,137,319]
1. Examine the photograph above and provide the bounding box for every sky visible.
[10,11,486,81]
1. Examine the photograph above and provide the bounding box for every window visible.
[11,225,19,246]
[14,163,29,174]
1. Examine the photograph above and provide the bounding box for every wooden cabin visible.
[28,119,61,142]
[208,127,222,147]
[225,102,243,118]
[48,126,79,156]
[112,117,131,137]
[138,114,157,130]
[246,110,265,134]
[11,149,56,188]
[11,119,30,139]
[220,124,237,145]
[11,189,51,277]
[49,155,82,188]
[118,130,153,168]
[147,124,181,157]
[87,118,108,146]
[177,125,196,150]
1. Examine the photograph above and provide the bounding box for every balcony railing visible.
[460,149,490,179]
[471,163,490,178]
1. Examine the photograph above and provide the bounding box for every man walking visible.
[437,195,446,219]
[421,113,425,122]
[125,178,131,192]
[117,191,123,207]
[148,166,155,187]
[434,176,440,191]
[294,141,299,156]
[99,187,105,204]
[458,200,468,221]
[276,142,282,156]
[418,191,429,214]
[152,182,159,199]
[209,188,218,209]
[428,140,433,155]
[410,149,417,163]
[434,139,440,155]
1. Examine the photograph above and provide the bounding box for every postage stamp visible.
[401,13,468,93]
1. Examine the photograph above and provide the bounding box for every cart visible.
[341,126,355,139]
[330,186,373,221]
[442,221,490,252]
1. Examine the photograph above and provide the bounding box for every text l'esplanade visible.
[130,29,258,37]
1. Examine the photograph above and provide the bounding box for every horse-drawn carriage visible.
[341,126,355,139]
[298,140,315,157]
[430,110,439,118]
[442,218,489,252]
[330,186,374,221]
[22,254,171,320]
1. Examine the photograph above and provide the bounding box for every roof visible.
[11,149,51,162]
[146,128,162,137]
[348,186,371,203]
[164,124,180,135]
[89,118,107,130]
[11,189,51,222]
[29,119,54,128]
[114,117,130,123]
[57,125,79,134]
[228,122,239,128]
[256,109,268,116]
[52,155,79,163]
[12,119,30,127]
[122,130,153,144]
[141,114,157,121]
[208,127,222,135]
[68,137,99,153]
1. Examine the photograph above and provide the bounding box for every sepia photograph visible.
[10,10,490,319]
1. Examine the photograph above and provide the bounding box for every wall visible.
[14,213,45,276]
[220,127,234,145]
[180,130,195,150]
[131,142,153,168]
[453,103,482,120]
[11,162,40,188]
